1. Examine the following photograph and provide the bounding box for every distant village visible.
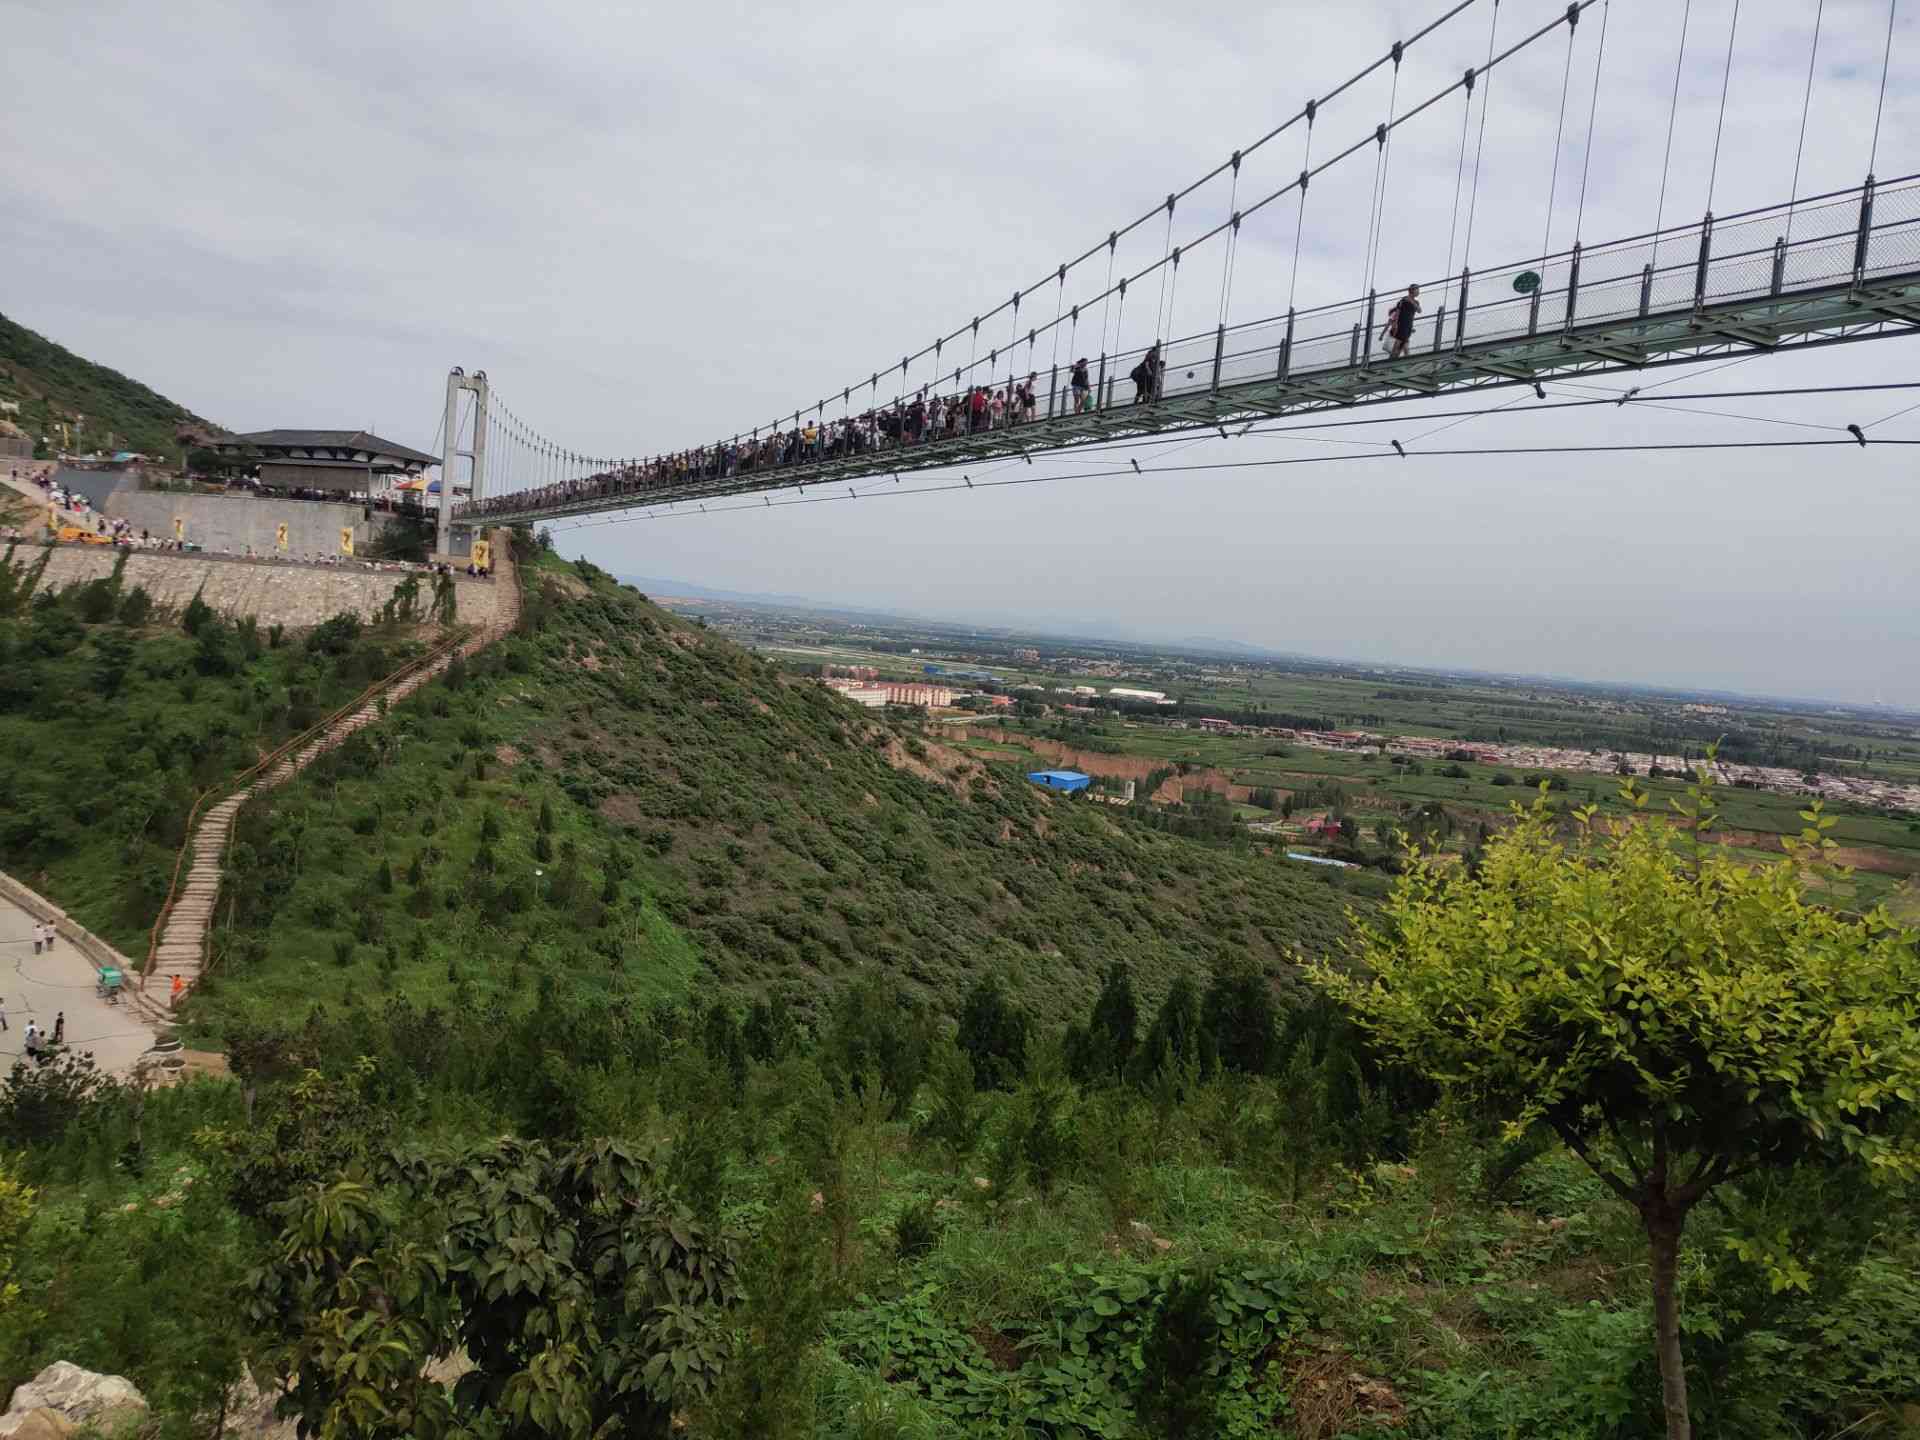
[805,665,1920,818]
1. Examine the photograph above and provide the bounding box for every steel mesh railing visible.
[462,175,1920,518]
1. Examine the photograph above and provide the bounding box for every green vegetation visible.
[0,311,221,464]
[0,550,1915,1439]
[0,548,433,950]
[1318,776,1920,1440]
[185,553,1359,1035]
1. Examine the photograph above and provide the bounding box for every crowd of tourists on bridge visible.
[465,345,1171,519]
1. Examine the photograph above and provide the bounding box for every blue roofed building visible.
[1027,769,1091,794]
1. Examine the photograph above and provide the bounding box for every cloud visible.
[4,0,1916,702]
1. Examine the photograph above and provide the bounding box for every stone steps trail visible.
[143,540,522,1008]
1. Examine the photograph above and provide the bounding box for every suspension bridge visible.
[424,0,1917,546]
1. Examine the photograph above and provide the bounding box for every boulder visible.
[1,1364,148,1436]
[2,1412,75,1440]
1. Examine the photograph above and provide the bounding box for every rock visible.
[2,1411,75,1440]
[219,1372,294,1440]
[2,1364,148,1436]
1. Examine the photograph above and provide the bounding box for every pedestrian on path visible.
[41,920,54,953]
[171,974,185,1009]
[52,1012,64,1046]
[32,923,43,955]
[23,1023,41,1064]
[0,996,8,1032]
[1382,283,1421,360]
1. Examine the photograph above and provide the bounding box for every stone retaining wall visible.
[4,544,502,629]
[106,489,410,558]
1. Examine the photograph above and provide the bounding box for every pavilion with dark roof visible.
[209,430,440,494]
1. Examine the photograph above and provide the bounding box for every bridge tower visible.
[438,368,489,559]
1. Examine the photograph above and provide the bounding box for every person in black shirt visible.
[1382,284,1421,359]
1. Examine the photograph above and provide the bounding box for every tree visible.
[697,1183,829,1439]
[1200,958,1277,1076]
[1137,1265,1224,1436]
[955,973,1029,1090]
[253,1138,741,1440]
[1311,777,1920,1440]
[918,1035,983,1160]
[1137,972,1202,1081]
[1069,962,1138,1082]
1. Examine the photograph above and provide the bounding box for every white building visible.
[1108,687,1167,702]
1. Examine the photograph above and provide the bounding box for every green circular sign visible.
[1513,270,1542,295]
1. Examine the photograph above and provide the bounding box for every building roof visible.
[211,430,441,470]
[1030,769,1091,783]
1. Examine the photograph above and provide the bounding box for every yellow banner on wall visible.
[470,539,491,570]
[172,516,184,541]
[338,527,355,557]
[275,522,289,551]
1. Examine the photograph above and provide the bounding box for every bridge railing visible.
[1196,175,1920,402]
[463,174,1920,518]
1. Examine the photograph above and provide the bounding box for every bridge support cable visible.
[1573,0,1610,245]
[607,0,1587,485]
[1706,0,1742,213]
[1287,103,1316,318]
[468,3,1920,526]
[1871,0,1900,176]
[1538,6,1580,275]
[1362,43,1405,307]
[1650,0,1693,271]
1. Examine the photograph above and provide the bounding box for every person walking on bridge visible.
[1382,283,1421,360]
[1071,358,1092,413]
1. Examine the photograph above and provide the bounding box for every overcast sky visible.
[7,0,1917,705]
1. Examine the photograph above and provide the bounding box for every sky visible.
[5,0,1918,706]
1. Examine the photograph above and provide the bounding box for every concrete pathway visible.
[0,887,155,1074]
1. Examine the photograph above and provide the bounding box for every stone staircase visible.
[133,537,522,1020]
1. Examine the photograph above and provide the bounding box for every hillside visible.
[190,548,1367,1037]
[0,310,222,463]
[3,543,1917,1440]
[0,547,441,951]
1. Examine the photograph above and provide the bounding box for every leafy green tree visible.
[916,1034,983,1161]
[254,1138,741,1440]
[0,1050,116,1148]
[698,1183,829,1439]
[1137,971,1202,1082]
[1273,1046,1325,1204]
[245,1178,453,1440]
[1137,1265,1224,1436]
[1090,962,1138,1073]
[1313,780,1920,1440]
[180,588,216,636]
[822,970,929,1119]
[1200,957,1278,1076]
[955,973,1029,1090]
